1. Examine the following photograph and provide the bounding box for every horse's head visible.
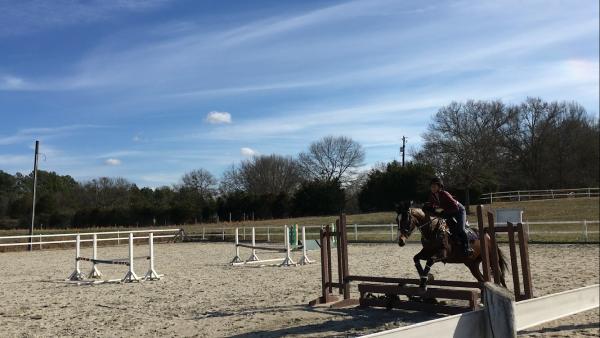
[396,201,414,247]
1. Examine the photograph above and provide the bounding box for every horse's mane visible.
[410,207,446,231]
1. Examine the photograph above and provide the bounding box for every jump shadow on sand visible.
[226,305,442,338]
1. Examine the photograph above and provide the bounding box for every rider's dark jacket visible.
[427,190,460,216]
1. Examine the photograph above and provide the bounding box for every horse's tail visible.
[496,247,509,288]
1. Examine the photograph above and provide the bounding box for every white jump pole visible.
[67,234,85,281]
[247,227,259,262]
[280,225,296,266]
[144,233,160,280]
[231,228,242,264]
[88,233,102,278]
[298,226,313,265]
[122,233,140,282]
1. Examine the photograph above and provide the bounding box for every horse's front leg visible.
[420,258,435,289]
[413,250,431,289]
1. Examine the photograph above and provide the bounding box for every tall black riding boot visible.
[459,229,473,256]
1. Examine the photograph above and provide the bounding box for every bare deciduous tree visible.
[179,169,217,198]
[415,100,512,210]
[238,154,302,195]
[299,135,365,184]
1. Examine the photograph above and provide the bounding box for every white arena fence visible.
[195,220,599,244]
[0,219,597,252]
[359,284,600,338]
[481,187,598,203]
[0,228,184,252]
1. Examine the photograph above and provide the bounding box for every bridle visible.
[398,208,433,238]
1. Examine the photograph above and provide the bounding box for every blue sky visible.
[1,0,598,188]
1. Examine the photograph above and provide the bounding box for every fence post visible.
[267,226,270,242]
[202,227,205,240]
[518,191,521,201]
[490,192,493,204]
[583,220,588,243]
[117,230,120,245]
[222,227,225,241]
[354,224,358,241]
[588,188,591,197]
[551,189,554,199]
[390,223,394,241]
[243,227,246,241]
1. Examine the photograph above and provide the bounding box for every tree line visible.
[0,97,597,229]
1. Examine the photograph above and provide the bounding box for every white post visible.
[67,235,84,281]
[247,227,259,262]
[298,226,313,265]
[117,230,120,245]
[518,191,521,201]
[354,224,358,241]
[583,220,588,243]
[243,227,246,241]
[202,227,205,240]
[222,227,225,241]
[88,233,102,278]
[144,233,160,280]
[280,224,296,266]
[390,223,394,241]
[231,228,242,264]
[588,188,591,197]
[267,226,270,242]
[122,233,140,282]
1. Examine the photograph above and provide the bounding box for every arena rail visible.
[481,187,598,203]
[359,284,600,338]
[193,220,598,244]
[0,228,184,250]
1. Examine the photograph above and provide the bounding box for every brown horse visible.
[396,202,508,289]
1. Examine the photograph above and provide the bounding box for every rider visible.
[424,177,473,256]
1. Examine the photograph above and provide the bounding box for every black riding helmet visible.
[430,177,444,189]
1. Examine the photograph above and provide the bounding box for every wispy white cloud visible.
[0,0,170,37]
[0,124,105,145]
[206,111,232,124]
[240,147,257,157]
[104,158,121,166]
[0,75,26,90]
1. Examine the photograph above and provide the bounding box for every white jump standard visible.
[231,225,312,267]
[67,232,162,283]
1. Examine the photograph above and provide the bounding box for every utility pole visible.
[400,136,407,167]
[29,140,39,251]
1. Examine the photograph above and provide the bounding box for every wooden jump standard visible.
[309,205,533,314]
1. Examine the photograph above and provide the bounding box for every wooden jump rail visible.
[310,205,534,314]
